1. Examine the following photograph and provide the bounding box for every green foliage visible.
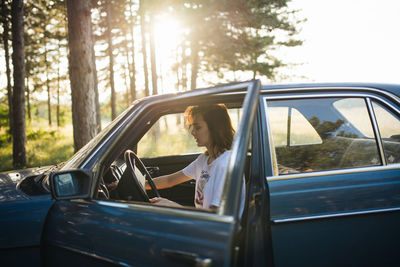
[0,100,10,129]
[173,0,303,80]
[0,125,74,172]
[26,128,56,140]
[139,126,202,158]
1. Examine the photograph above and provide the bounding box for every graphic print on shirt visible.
[195,170,210,206]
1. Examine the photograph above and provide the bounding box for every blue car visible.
[1,80,400,266]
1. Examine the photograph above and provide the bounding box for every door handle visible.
[162,248,212,267]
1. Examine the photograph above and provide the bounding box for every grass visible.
[0,124,74,172]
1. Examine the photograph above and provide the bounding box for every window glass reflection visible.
[267,98,381,175]
[372,101,400,164]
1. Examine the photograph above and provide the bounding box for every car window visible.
[269,107,322,147]
[372,101,400,164]
[138,113,201,158]
[138,108,242,158]
[333,98,375,138]
[266,97,381,175]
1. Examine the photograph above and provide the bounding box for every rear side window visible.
[372,101,400,164]
[266,97,381,175]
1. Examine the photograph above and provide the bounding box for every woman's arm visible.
[146,170,192,190]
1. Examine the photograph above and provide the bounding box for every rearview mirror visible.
[49,169,91,200]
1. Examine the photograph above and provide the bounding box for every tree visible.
[11,0,26,168]
[105,0,116,119]
[92,0,132,116]
[1,0,13,133]
[66,0,100,152]
[24,0,69,127]
[149,11,158,94]
[139,0,150,96]
[173,0,302,85]
[127,0,137,103]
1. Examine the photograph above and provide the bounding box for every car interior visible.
[96,94,249,212]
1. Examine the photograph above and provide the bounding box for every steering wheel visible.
[110,164,123,182]
[98,178,110,199]
[124,150,160,202]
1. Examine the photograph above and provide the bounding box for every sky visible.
[2,0,400,100]
[278,0,400,84]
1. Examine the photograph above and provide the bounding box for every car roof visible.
[261,82,400,97]
[134,82,400,107]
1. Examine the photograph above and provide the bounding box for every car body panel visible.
[3,82,400,266]
[0,168,54,266]
[268,170,400,266]
[44,199,236,266]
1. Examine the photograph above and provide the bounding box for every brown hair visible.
[185,104,235,156]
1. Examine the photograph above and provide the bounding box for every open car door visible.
[43,80,260,267]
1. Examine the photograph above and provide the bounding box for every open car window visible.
[95,80,260,219]
[138,113,202,158]
[138,108,243,158]
[98,104,246,207]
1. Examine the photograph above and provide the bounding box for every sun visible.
[154,15,183,54]
[153,15,185,93]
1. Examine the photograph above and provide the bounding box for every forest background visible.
[0,0,302,171]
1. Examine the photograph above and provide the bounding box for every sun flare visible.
[153,15,185,93]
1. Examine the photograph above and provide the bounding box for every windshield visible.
[61,104,134,170]
[40,161,67,192]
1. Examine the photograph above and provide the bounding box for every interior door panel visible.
[142,153,199,206]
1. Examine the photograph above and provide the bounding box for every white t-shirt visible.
[182,151,245,214]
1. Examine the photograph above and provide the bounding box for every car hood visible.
[0,166,52,202]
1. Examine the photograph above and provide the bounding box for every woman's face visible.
[190,115,211,148]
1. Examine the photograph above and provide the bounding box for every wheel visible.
[124,150,160,202]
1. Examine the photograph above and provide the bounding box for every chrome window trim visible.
[262,89,400,178]
[266,163,400,181]
[272,206,400,224]
[261,97,279,176]
[366,97,386,165]
[94,200,235,224]
[261,86,400,105]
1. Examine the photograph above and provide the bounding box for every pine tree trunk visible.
[66,0,99,152]
[182,44,188,90]
[11,0,26,168]
[44,45,52,126]
[106,0,116,120]
[128,0,136,102]
[91,35,101,133]
[57,57,60,127]
[1,0,13,134]
[149,13,157,95]
[175,47,181,92]
[26,76,31,122]
[190,38,199,90]
[139,0,149,96]
[122,40,131,106]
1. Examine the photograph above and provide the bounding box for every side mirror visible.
[49,169,92,200]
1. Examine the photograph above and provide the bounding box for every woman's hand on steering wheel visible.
[124,150,160,202]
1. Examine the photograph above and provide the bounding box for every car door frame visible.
[42,80,261,267]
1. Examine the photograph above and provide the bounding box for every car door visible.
[42,80,260,267]
[263,88,400,267]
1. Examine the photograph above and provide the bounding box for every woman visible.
[148,104,245,213]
